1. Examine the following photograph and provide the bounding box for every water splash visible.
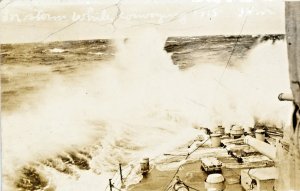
[2,29,292,190]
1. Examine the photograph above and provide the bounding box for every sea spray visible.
[2,29,292,191]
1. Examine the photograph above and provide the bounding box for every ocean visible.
[1,31,291,190]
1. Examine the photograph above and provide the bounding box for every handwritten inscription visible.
[1,7,274,23]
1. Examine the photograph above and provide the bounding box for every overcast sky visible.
[0,0,285,43]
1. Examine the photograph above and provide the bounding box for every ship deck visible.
[128,137,275,191]
[129,160,243,191]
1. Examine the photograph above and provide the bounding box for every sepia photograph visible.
[1,0,300,190]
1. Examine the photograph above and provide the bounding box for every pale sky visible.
[0,0,285,43]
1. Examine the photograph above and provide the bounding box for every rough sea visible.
[1,31,292,190]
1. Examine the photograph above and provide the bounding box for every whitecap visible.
[49,48,65,53]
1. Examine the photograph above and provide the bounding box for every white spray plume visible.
[2,28,292,190]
